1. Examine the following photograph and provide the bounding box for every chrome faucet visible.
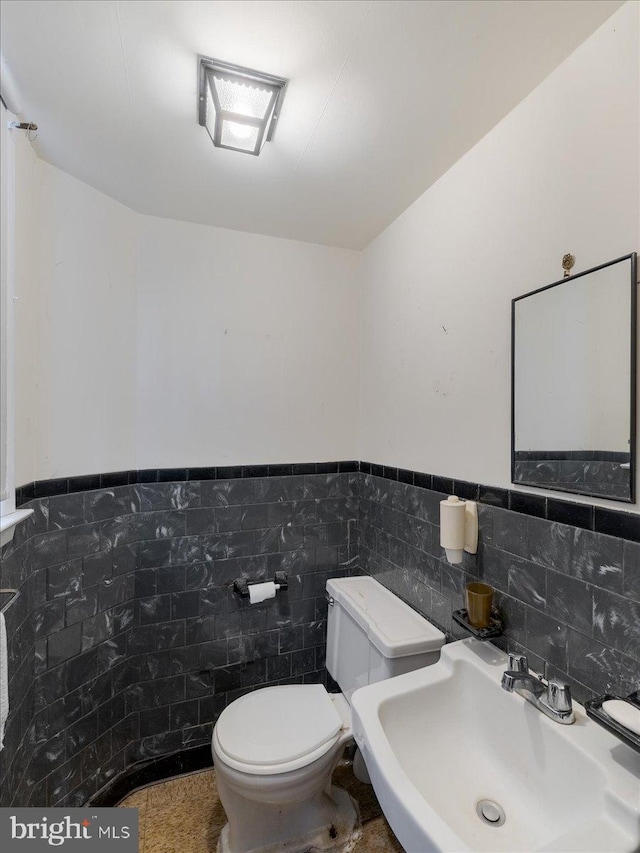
[501,654,575,725]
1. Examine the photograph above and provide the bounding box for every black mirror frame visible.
[511,252,637,504]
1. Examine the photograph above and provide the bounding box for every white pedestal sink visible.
[351,638,640,852]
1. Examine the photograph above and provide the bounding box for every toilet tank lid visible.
[326,576,445,657]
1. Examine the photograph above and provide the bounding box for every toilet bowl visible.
[213,685,355,853]
[212,576,446,853]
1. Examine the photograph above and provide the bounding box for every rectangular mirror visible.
[512,253,637,503]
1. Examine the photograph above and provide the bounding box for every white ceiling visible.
[1,0,624,249]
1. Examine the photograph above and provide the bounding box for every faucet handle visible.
[547,679,572,713]
[508,654,529,673]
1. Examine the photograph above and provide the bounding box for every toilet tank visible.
[325,576,446,703]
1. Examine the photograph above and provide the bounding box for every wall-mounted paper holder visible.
[439,496,478,564]
[233,571,288,598]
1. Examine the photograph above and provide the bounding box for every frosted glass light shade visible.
[214,77,273,120]
[221,120,261,153]
[199,57,288,156]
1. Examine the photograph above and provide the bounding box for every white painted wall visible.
[36,162,139,479]
[14,154,138,482]
[359,2,639,512]
[14,157,360,482]
[14,132,41,486]
[135,217,361,468]
[1,101,16,508]
[13,1,639,514]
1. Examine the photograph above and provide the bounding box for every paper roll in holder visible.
[439,495,478,564]
[234,572,288,599]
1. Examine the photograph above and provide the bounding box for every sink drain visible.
[476,799,506,827]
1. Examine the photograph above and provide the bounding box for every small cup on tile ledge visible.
[465,582,493,629]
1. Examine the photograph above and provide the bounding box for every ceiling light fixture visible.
[198,56,288,156]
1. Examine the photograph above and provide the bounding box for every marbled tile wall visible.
[357,474,639,703]
[1,465,638,808]
[513,459,631,500]
[0,473,359,807]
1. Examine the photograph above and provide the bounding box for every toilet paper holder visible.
[233,571,288,598]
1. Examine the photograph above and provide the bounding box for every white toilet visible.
[212,576,446,853]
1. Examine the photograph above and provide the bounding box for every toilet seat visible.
[214,684,348,776]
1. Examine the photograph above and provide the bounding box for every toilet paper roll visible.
[248,581,278,605]
[440,496,466,550]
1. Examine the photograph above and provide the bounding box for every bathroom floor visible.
[118,760,403,853]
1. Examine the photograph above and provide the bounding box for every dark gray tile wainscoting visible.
[357,473,639,704]
[1,463,638,809]
[0,472,359,807]
[514,456,631,499]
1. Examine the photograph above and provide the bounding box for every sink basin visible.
[351,638,640,852]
